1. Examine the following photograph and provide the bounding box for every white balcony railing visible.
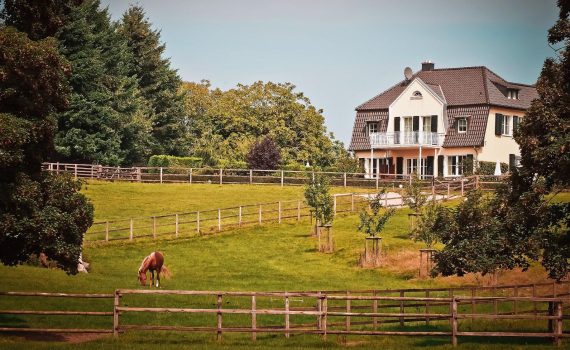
[369,132,444,147]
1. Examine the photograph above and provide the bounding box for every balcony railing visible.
[369,132,444,147]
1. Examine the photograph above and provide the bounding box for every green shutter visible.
[394,117,400,132]
[437,155,444,177]
[431,115,438,132]
[413,116,419,131]
[495,114,503,136]
[396,157,404,176]
[465,154,474,175]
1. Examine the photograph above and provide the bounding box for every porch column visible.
[364,157,370,178]
[433,149,438,178]
[418,146,422,177]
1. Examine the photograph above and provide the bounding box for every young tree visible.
[404,173,428,214]
[0,27,93,273]
[247,137,281,170]
[357,191,395,238]
[304,173,334,226]
[411,202,446,249]
[118,5,187,156]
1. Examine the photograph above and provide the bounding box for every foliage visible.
[148,155,203,169]
[0,0,83,40]
[54,0,151,166]
[404,173,428,213]
[475,161,509,175]
[247,137,281,170]
[181,81,349,169]
[357,190,395,238]
[0,26,93,273]
[118,5,187,156]
[304,173,334,225]
[411,202,446,249]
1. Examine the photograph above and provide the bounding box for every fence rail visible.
[1,281,569,345]
[42,162,507,190]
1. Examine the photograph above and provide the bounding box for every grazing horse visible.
[138,251,170,287]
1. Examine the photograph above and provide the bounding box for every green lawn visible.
[1,182,568,349]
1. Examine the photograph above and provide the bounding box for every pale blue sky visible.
[102,0,558,146]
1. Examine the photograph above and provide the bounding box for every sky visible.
[102,0,559,146]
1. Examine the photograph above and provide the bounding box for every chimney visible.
[422,60,435,71]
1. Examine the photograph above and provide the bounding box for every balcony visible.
[369,132,444,148]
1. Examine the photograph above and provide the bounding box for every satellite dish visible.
[404,67,413,81]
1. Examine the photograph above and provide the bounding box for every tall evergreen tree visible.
[55,0,151,165]
[119,5,187,156]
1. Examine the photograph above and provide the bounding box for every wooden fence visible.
[42,162,506,191]
[1,281,568,346]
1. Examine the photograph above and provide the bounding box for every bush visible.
[247,138,281,170]
[148,155,203,169]
[476,161,509,175]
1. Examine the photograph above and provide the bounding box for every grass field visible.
[1,182,568,349]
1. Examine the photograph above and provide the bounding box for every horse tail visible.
[160,265,172,279]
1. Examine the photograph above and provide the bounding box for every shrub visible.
[247,137,281,170]
[476,161,509,175]
[148,155,203,169]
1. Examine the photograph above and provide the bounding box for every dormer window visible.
[367,122,378,135]
[507,89,519,100]
[411,91,423,100]
[457,118,467,133]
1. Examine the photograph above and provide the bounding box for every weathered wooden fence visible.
[1,282,568,345]
[42,162,506,191]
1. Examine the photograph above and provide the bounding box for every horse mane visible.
[138,254,151,274]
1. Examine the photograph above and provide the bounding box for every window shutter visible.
[437,155,444,177]
[387,157,393,174]
[396,157,404,176]
[431,115,438,132]
[426,156,434,176]
[495,114,503,135]
[394,117,400,132]
[509,154,516,171]
[413,116,419,131]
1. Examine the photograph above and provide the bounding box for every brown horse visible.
[138,251,170,287]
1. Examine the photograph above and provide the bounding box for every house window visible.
[403,117,413,132]
[457,118,467,133]
[448,155,467,176]
[507,89,519,100]
[502,115,511,136]
[367,122,378,135]
[423,116,432,132]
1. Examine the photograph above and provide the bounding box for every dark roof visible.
[443,106,490,148]
[349,110,388,151]
[349,66,538,151]
[356,66,537,111]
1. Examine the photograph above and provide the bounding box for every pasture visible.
[1,182,567,349]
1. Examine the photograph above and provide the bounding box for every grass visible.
[1,182,569,349]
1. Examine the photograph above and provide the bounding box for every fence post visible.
[451,297,458,347]
[399,291,405,326]
[74,164,78,179]
[425,290,430,325]
[278,202,282,224]
[447,183,450,198]
[259,205,262,224]
[281,170,284,187]
[196,211,200,234]
[372,290,378,330]
[297,200,301,221]
[513,286,518,315]
[217,294,223,341]
[346,291,351,331]
[219,169,223,185]
[376,175,379,190]
[239,206,242,227]
[175,214,179,238]
[533,284,537,317]
[317,291,322,330]
[554,301,563,346]
[56,161,60,174]
[189,168,193,184]
[461,179,464,197]
[343,172,347,188]
[218,209,222,231]
[285,295,290,338]
[129,219,133,241]
[152,216,156,239]
[250,169,253,184]
[159,167,163,184]
[105,221,109,242]
[251,295,257,341]
[90,165,94,179]
[113,290,120,337]
[322,295,328,341]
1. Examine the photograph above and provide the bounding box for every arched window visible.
[411,91,423,99]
